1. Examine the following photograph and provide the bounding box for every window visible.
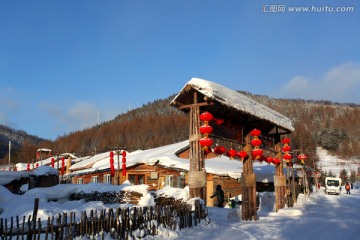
[165,175,173,187]
[104,174,111,184]
[77,178,83,184]
[91,176,98,183]
[128,174,145,185]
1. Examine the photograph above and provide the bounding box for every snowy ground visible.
[149,186,360,240]
[1,182,359,240]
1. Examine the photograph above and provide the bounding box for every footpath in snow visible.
[147,186,360,240]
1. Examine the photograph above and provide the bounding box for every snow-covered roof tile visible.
[171,78,294,133]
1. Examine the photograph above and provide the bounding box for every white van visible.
[325,177,342,195]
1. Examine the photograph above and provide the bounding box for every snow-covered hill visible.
[317,147,359,177]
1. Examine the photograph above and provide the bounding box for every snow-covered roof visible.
[37,148,52,152]
[171,78,294,133]
[0,171,30,185]
[69,140,284,183]
[32,166,59,176]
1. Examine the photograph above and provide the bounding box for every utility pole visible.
[8,141,11,166]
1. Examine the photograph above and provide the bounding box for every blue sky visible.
[0,0,359,140]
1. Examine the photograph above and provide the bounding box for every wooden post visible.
[241,134,257,221]
[274,142,286,212]
[188,92,208,200]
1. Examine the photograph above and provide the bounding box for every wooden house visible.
[67,141,281,207]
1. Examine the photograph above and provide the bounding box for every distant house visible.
[67,141,282,207]
[29,166,59,189]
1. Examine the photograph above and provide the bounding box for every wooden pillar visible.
[241,134,257,221]
[274,142,286,212]
[188,92,206,200]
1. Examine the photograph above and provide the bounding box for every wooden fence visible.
[0,199,208,240]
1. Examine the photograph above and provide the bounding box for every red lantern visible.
[199,111,213,122]
[237,150,248,160]
[122,151,126,157]
[283,153,292,161]
[273,158,280,165]
[199,137,213,149]
[122,157,126,164]
[110,164,115,176]
[27,164,30,171]
[110,152,115,176]
[199,124,213,135]
[250,128,263,160]
[252,148,263,159]
[298,154,307,164]
[61,157,65,176]
[281,137,291,144]
[250,128,261,137]
[122,163,126,176]
[36,163,39,168]
[282,145,291,152]
[281,137,292,163]
[199,112,214,150]
[251,138,262,147]
[226,148,237,159]
[214,145,226,156]
[266,156,273,164]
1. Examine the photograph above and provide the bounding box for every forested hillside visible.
[1,93,359,167]
[0,125,48,164]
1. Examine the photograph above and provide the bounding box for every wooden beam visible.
[178,101,214,110]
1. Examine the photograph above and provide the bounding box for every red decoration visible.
[283,153,292,161]
[250,128,263,160]
[199,137,213,148]
[122,151,126,157]
[237,150,248,160]
[36,163,39,168]
[266,156,273,164]
[122,163,126,176]
[273,158,281,165]
[61,157,65,176]
[251,138,262,147]
[122,157,126,164]
[213,117,224,125]
[214,145,226,156]
[110,165,115,176]
[199,111,213,122]
[110,152,115,176]
[298,153,307,164]
[199,125,213,135]
[282,145,291,152]
[27,164,30,171]
[226,148,237,159]
[250,128,261,137]
[199,112,214,150]
[281,137,292,163]
[51,158,55,168]
[252,149,263,159]
[281,137,291,144]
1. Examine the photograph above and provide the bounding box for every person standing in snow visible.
[345,183,351,194]
[210,185,225,207]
